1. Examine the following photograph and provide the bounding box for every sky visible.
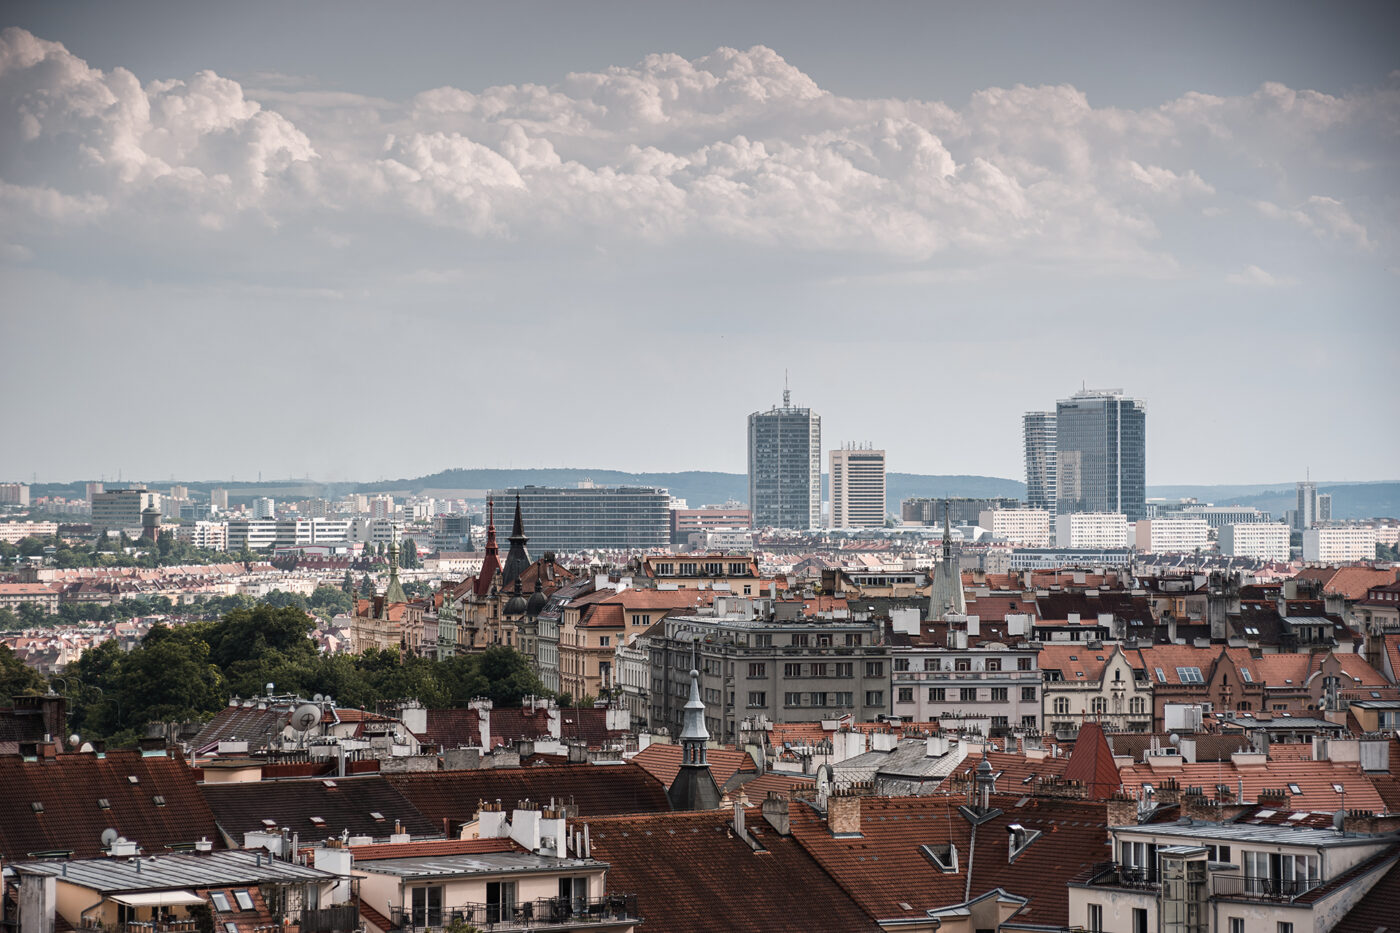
[1,1,1397,486]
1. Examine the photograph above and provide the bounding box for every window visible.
[1155,667,1167,683]
[598,636,610,647]
[811,691,830,707]
[810,662,828,677]
[1022,715,1038,729]
[991,715,1008,729]
[986,659,1001,672]
[1091,697,1107,714]
[835,692,853,706]
[894,658,910,672]
[955,658,971,671]
[929,687,946,702]
[784,663,802,678]
[961,687,978,702]
[1177,666,1204,684]
[485,881,517,924]
[1228,920,1243,933]
[991,687,1008,702]
[1133,908,1149,933]
[865,691,884,707]
[927,658,941,671]
[1087,903,1103,933]
[791,633,809,647]
[559,877,587,911]
[897,687,914,703]
[631,614,647,626]
[233,891,255,912]
[1022,686,1036,701]
[210,893,231,913]
[845,633,863,646]
[1130,696,1146,715]
[1018,657,1032,671]
[747,691,766,708]
[754,633,771,647]
[784,692,803,707]
[1278,924,1293,933]
[748,663,766,678]
[1122,841,1158,882]
[836,662,853,678]
[866,661,884,677]
[1054,697,1070,715]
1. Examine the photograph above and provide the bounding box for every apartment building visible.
[891,642,1041,734]
[490,485,671,552]
[0,521,58,543]
[1133,518,1210,554]
[646,602,890,744]
[980,508,1053,547]
[1303,526,1378,563]
[176,520,228,551]
[91,487,157,531]
[1219,522,1291,561]
[0,483,30,507]
[1056,512,1129,548]
[1039,645,1154,734]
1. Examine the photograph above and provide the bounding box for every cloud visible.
[1226,264,1297,287]
[0,27,1395,275]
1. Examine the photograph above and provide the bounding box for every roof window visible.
[152,795,166,806]
[1287,783,1302,795]
[98,798,110,809]
[921,843,959,873]
[210,893,231,913]
[31,801,44,813]
[370,811,385,821]
[233,890,254,911]
[127,775,140,784]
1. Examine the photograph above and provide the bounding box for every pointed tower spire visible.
[383,536,407,606]
[942,500,953,561]
[667,653,721,811]
[474,497,503,597]
[502,494,531,587]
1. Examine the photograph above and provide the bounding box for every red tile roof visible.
[1114,758,1387,812]
[385,762,671,823]
[345,838,519,859]
[0,749,220,858]
[1294,566,1399,601]
[631,743,757,790]
[202,773,439,841]
[1063,722,1122,799]
[586,807,880,933]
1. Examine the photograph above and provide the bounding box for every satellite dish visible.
[291,703,322,733]
[816,763,834,799]
[313,694,324,703]
[101,828,120,848]
[69,733,80,747]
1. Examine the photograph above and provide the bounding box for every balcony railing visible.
[1212,875,1320,902]
[389,894,639,931]
[1083,863,1160,891]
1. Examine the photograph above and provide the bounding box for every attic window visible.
[1177,667,1204,684]
[261,819,277,828]
[233,891,254,911]
[1069,655,1078,661]
[1007,822,1042,861]
[1155,668,1167,683]
[921,843,959,873]
[31,801,44,813]
[1287,784,1302,795]
[370,811,385,822]
[309,816,326,826]
[1076,672,1085,677]
[1241,669,1253,683]
[98,798,111,809]
[225,923,239,933]
[210,893,231,912]
[128,775,140,784]
[322,779,338,788]
[1022,774,1035,785]
[152,795,166,807]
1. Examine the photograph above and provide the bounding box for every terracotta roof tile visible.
[631,744,756,790]
[385,762,671,824]
[202,773,437,841]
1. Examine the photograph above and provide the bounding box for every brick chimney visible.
[1106,793,1138,828]
[827,790,862,836]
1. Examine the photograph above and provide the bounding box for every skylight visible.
[1177,667,1204,684]
[1240,668,1253,683]
[1287,783,1302,795]
[1155,668,1167,683]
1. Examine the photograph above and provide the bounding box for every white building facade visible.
[1303,526,1377,562]
[829,445,886,529]
[1055,512,1128,549]
[980,508,1052,548]
[1133,519,1210,554]
[1219,522,1291,561]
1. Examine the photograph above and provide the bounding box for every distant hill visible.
[1147,482,1400,521]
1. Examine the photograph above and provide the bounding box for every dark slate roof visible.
[0,750,220,858]
[422,709,481,749]
[1331,855,1400,933]
[587,807,881,933]
[190,704,292,753]
[385,762,671,823]
[201,774,438,843]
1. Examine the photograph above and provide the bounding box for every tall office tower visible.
[209,487,229,512]
[1294,481,1330,530]
[1054,389,1147,522]
[1023,411,1057,515]
[747,387,821,530]
[829,444,886,529]
[253,496,276,519]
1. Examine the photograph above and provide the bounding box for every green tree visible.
[359,573,376,598]
[309,585,352,616]
[0,643,46,696]
[401,539,419,569]
[341,570,355,595]
[0,607,20,630]
[17,602,49,628]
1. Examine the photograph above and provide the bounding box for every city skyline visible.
[1,2,1397,485]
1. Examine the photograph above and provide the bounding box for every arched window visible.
[1091,697,1107,715]
[1054,697,1070,715]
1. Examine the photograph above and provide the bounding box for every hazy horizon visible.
[2,2,1397,485]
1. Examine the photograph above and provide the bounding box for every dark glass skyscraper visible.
[1054,390,1146,521]
[747,388,821,530]
[1023,411,1057,515]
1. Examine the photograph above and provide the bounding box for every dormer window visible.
[921,843,959,873]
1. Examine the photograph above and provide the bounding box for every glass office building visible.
[489,485,671,552]
[1054,390,1146,522]
[747,392,822,530]
[1023,411,1058,515]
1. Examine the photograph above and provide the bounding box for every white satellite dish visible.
[101,827,120,848]
[313,694,324,703]
[291,703,322,733]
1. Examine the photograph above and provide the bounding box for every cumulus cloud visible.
[0,27,1395,273]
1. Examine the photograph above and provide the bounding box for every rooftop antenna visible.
[783,371,790,408]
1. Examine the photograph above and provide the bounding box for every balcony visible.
[389,894,639,931]
[1081,862,1160,892]
[1211,875,1320,902]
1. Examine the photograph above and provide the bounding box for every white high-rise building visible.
[829,445,886,529]
[1055,512,1128,549]
[1133,519,1210,554]
[1219,523,1290,561]
[177,521,229,551]
[1294,481,1332,530]
[253,497,277,519]
[1303,526,1377,563]
[747,387,821,530]
[1023,411,1057,515]
[980,509,1053,548]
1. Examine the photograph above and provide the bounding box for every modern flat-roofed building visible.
[829,445,886,529]
[490,485,670,552]
[1008,548,1133,570]
[225,519,278,551]
[1303,526,1377,562]
[0,483,30,507]
[1055,389,1146,522]
[1179,505,1270,528]
[1023,411,1057,514]
[1219,522,1290,561]
[747,388,821,530]
[0,521,59,543]
[979,508,1052,548]
[902,497,1022,526]
[1133,518,1210,554]
[176,520,228,551]
[670,505,752,543]
[1055,512,1128,549]
[645,603,889,744]
[91,487,157,531]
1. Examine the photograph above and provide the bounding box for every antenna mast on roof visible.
[783,370,790,408]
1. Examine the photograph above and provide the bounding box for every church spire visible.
[474,498,503,597]
[382,536,407,607]
[667,659,722,811]
[502,494,531,587]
